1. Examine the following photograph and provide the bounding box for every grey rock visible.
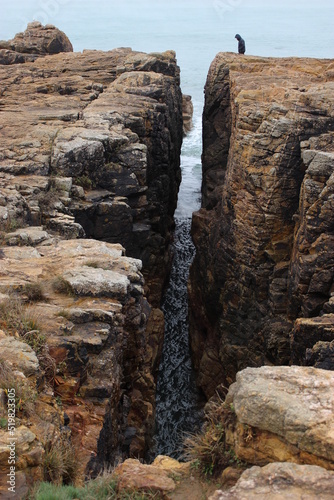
[62,266,130,299]
[209,462,334,499]
[227,365,334,463]
[0,332,39,376]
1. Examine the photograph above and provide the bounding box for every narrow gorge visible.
[1,23,334,499]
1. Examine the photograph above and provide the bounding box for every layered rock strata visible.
[0,235,161,486]
[0,23,184,482]
[210,462,334,500]
[0,24,183,306]
[0,21,73,64]
[224,365,334,469]
[189,53,334,397]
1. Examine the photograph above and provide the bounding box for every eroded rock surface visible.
[210,462,334,500]
[0,22,73,65]
[0,25,183,481]
[225,366,334,469]
[0,236,160,476]
[0,27,183,305]
[189,53,334,396]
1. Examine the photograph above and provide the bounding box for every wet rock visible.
[209,462,334,500]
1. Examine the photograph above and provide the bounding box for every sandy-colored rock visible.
[0,425,44,485]
[0,237,157,473]
[225,366,334,468]
[62,266,130,298]
[114,458,176,494]
[0,33,183,304]
[153,455,191,475]
[0,22,73,57]
[0,331,39,376]
[209,462,334,500]
[189,53,334,396]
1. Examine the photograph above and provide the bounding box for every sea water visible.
[2,0,333,457]
[2,0,333,212]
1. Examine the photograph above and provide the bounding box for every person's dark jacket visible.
[235,34,246,54]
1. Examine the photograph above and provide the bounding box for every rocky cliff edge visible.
[190,52,334,397]
[0,23,183,491]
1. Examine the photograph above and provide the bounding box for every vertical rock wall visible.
[0,24,184,478]
[189,53,334,398]
[0,43,183,306]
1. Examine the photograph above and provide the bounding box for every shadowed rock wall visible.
[189,53,334,397]
[0,23,183,483]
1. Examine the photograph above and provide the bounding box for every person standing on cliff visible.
[235,34,246,54]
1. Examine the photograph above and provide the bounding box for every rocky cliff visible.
[0,23,184,489]
[189,53,334,397]
[0,23,183,306]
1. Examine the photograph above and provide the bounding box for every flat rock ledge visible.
[225,365,334,469]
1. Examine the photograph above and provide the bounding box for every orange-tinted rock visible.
[190,53,334,397]
[114,458,176,494]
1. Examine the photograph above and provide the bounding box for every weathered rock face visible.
[209,462,334,500]
[0,25,183,481]
[0,29,183,306]
[0,235,160,477]
[0,21,73,64]
[182,94,193,134]
[189,53,334,397]
[225,366,334,469]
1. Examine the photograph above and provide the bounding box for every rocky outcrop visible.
[210,462,334,500]
[224,366,334,469]
[0,27,183,306]
[0,25,183,485]
[189,53,334,397]
[0,235,160,481]
[0,22,73,64]
[114,457,178,496]
[182,94,193,134]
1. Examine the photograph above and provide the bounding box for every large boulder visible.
[225,365,334,468]
[0,22,73,56]
[210,462,334,500]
